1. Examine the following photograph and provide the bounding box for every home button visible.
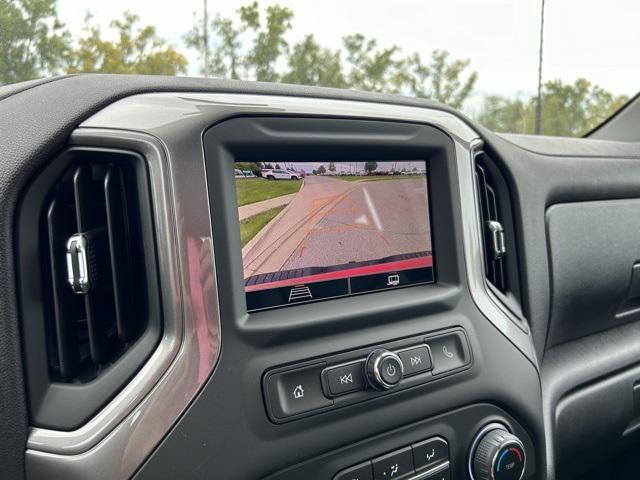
[265,363,333,419]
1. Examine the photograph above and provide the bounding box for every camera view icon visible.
[288,285,312,302]
[387,274,400,287]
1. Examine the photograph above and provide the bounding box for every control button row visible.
[333,437,449,480]
[324,344,436,399]
[264,329,471,420]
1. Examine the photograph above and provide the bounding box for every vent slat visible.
[46,161,142,376]
[47,197,81,379]
[73,165,113,364]
[73,165,98,231]
[475,154,507,293]
[104,166,137,341]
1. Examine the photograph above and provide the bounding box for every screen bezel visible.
[236,160,436,312]
[203,116,462,333]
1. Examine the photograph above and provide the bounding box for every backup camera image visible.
[236,161,434,310]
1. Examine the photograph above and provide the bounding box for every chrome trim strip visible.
[25,92,535,479]
[409,460,450,480]
[467,422,508,480]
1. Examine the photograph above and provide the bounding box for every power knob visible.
[365,349,404,390]
[470,424,526,480]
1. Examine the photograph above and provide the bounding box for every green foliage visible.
[328,162,336,172]
[478,95,533,134]
[342,34,409,93]
[242,2,293,82]
[0,0,70,84]
[235,161,261,176]
[364,161,378,173]
[187,2,477,109]
[316,164,326,175]
[478,78,628,137]
[408,50,477,109]
[281,34,346,88]
[188,1,292,82]
[67,12,187,75]
[240,205,285,247]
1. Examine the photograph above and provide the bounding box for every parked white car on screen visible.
[262,169,300,180]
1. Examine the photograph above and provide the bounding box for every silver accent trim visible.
[25,92,536,479]
[66,234,90,294]
[366,349,404,390]
[27,130,221,479]
[487,220,506,259]
[467,422,525,480]
[409,460,450,480]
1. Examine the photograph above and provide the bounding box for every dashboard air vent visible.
[474,154,507,292]
[44,161,147,382]
[19,148,161,429]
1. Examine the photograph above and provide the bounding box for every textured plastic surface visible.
[546,199,640,347]
[554,364,640,479]
[264,404,535,480]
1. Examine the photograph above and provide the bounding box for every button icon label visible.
[386,363,397,377]
[425,448,436,462]
[339,373,353,385]
[288,285,312,302]
[442,345,454,359]
[387,274,400,286]
[410,355,422,366]
[292,385,304,399]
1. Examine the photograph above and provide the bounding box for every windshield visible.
[2,0,635,136]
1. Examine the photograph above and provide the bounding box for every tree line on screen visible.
[1,0,628,137]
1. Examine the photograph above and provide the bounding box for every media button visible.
[325,362,366,396]
[380,356,403,385]
[398,346,432,376]
[425,331,470,375]
[265,363,333,419]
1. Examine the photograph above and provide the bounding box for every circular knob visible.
[470,425,526,480]
[365,349,404,390]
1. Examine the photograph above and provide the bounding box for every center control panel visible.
[262,328,472,423]
[334,436,450,480]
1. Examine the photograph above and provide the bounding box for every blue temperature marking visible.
[497,448,510,472]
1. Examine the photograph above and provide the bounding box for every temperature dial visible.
[471,426,526,480]
[365,349,404,390]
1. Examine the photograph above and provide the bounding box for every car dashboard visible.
[2,75,640,479]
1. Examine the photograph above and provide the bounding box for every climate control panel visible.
[334,436,450,480]
[262,328,472,423]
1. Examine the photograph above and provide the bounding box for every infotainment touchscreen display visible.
[236,161,434,311]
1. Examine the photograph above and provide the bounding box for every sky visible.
[57,0,640,109]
